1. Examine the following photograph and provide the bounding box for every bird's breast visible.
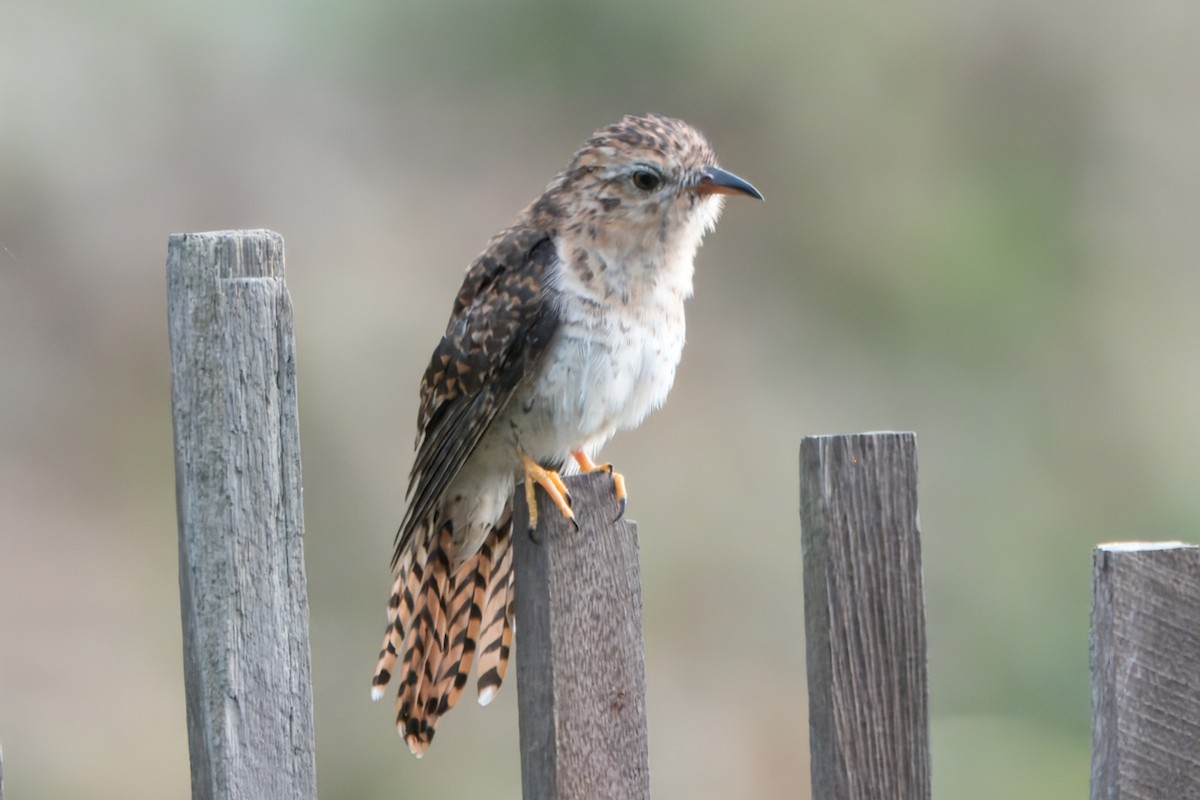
[513,278,686,461]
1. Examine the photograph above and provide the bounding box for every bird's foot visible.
[572,451,627,521]
[522,454,577,538]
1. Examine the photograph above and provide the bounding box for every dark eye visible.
[630,170,661,191]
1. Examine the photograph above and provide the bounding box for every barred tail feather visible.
[475,522,515,707]
[431,546,489,718]
[397,522,453,756]
[371,523,434,700]
[371,510,519,756]
[369,575,401,702]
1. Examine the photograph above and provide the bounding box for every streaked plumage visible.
[371,113,761,755]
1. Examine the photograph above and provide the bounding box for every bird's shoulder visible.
[416,222,559,433]
[449,222,554,320]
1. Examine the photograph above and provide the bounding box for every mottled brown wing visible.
[392,226,559,566]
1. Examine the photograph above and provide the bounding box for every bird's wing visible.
[393,226,560,565]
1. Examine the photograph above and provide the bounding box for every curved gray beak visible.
[692,165,763,200]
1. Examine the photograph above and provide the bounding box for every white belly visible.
[514,288,686,463]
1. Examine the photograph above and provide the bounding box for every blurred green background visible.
[2,0,1197,797]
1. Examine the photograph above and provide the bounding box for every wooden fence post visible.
[799,432,930,800]
[167,230,317,800]
[1090,542,1200,799]
[513,471,650,800]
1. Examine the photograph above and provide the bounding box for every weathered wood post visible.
[513,471,650,800]
[1090,542,1200,799]
[167,230,317,800]
[799,432,931,800]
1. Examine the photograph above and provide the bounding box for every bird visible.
[370,113,762,756]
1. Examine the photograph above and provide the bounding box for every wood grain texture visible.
[1090,542,1200,800]
[513,471,649,800]
[799,432,930,800]
[167,231,317,800]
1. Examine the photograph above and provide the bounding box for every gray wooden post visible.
[1090,542,1200,799]
[513,471,650,800]
[167,230,317,800]
[799,432,930,800]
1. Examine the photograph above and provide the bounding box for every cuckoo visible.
[370,113,762,756]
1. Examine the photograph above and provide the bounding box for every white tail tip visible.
[478,686,496,707]
[405,733,428,758]
[371,686,385,702]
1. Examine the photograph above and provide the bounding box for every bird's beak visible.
[692,166,763,200]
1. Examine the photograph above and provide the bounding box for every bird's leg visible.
[571,450,627,520]
[521,453,577,537]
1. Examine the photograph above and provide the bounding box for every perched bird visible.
[371,113,762,756]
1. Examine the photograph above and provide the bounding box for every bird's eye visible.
[630,170,662,191]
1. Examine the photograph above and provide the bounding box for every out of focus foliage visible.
[2,0,1197,797]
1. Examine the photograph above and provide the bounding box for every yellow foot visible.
[522,453,577,537]
[572,451,628,520]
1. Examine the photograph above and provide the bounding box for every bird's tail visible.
[371,509,516,756]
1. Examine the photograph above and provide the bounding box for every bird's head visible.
[537,114,761,268]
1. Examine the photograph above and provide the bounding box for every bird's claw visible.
[522,454,576,537]
[610,471,627,522]
[572,451,628,524]
[613,496,627,524]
